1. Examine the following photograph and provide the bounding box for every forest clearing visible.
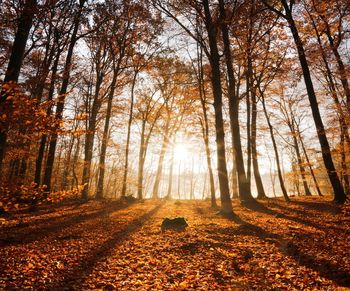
[1,197,349,290]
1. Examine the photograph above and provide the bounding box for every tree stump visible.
[161,217,188,231]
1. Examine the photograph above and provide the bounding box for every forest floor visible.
[0,196,349,290]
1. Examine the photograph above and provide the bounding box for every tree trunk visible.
[231,151,239,199]
[246,49,252,191]
[190,156,195,200]
[43,0,86,192]
[166,136,175,199]
[218,0,252,204]
[0,0,37,172]
[197,43,217,207]
[297,128,323,196]
[203,0,233,215]
[137,121,147,200]
[177,160,181,199]
[340,125,350,195]
[319,14,350,114]
[308,9,350,130]
[95,72,118,199]
[290,122,312,196]
[81,78,102,199]
[34,51,61,186]
[281,0,346,203]
[121,72,137,197]
[71,135,81,189]
[152,124,169,199]
[251,88,267,199]
[202,172,207,199]
[261,94,290,201]
[61,136,75,190]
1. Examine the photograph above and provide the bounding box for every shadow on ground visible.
[50,202,164,289]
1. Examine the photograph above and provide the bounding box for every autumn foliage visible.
[0,0,350,288]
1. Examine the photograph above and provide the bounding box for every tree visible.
[0,0,38,173]
[277,90,312,196]
[135,89,163,200]
[120,4,163,198]
[263,0,347,203]
[81,24,110,199]
[43,0,87,192]
[259,86,290,201]
[191,42,217,207]
[218,0,254,203]
[34,0,77,187]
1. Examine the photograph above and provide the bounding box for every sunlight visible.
[173,143,189,161]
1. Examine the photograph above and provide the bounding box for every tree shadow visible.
[50,203,163,289]
[241,200,346,233]
[289,199,341,214]
[0,200,134,245]
[223,215,350,287]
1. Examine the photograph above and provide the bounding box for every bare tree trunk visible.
[203,0,233,215]
[177,160,181,199]
[190,155,195,200]
[251,88,267,199]
[96,71,118,199]
[152,125,169,199]
[280,0,346,203]
[61,136,75,190]
[319,12,350,114]
[202,172,207,200]
[231,151,238,199]
[292,158,301,196]
[137,121,147,200]
[71,135,81,189]
[218,0,252,204]
[166,136,175,199]
[81,81,102,199]
[196,42,217,207]
[308,9,350,130]
[340,126,350,195]
[121,72,137,197]
[261,93,290,201]
[291,123,312,196]
[43,0,86,192]
[297,128,323,196]
[246,48,252,191]
[34,51,61,186]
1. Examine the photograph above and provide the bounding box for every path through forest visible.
[1,197,349,289]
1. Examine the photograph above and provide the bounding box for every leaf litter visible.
[0,196,349,290]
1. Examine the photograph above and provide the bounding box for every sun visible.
[173,143,188,161]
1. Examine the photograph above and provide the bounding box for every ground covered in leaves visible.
[0,196,349,290]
